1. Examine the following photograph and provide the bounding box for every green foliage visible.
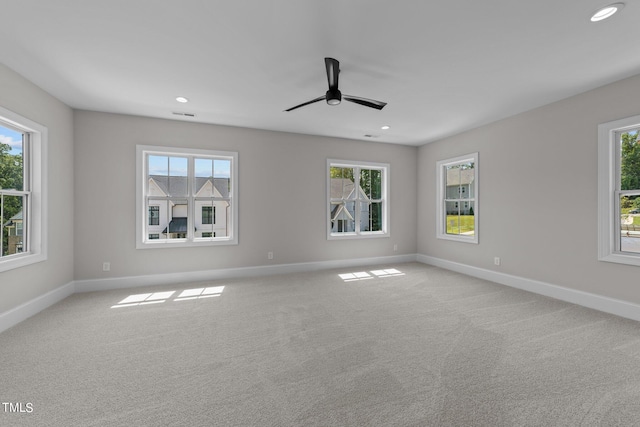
[1,142,24,255]
[446,215,475,235]
[0,143,23,191]
[621,132,640,191]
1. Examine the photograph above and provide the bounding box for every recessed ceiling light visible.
[381,125,390,130]
[591,3,624,22]
[176,96,189,103]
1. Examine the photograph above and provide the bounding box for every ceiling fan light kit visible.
[285,58,387,112]
[591,3,624,21]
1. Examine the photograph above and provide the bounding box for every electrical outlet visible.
[102,262,111,271]
[267,251,274,260]
[494,257,501,266]
[393,244,398,252]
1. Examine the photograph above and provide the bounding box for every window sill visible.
[0,252,47,273]
[136,238,238,249]
[599,252,640,267]
[436,233,478,244]
[328,231,389,240]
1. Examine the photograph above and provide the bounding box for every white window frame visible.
[598,114,640,266]
[436,152,479,244]
[326,159,389,240]
[0,106,47,272]
[136,145,238,249]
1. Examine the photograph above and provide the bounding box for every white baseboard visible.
[8,253,636,335]
[1,255,416,333]
[0,281,75,334]
[417,254,640,323]
[75,254,419,293]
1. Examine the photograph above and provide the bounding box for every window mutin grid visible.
[136,145,237,248]
[0,106,47,272]
[327,159,389,239]
[597,115,640,266]
[436,153,478,244]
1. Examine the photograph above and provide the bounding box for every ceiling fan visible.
[285,58,387,112]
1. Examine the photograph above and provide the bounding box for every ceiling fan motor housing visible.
[326,90,342,105]
[285,58,385,111]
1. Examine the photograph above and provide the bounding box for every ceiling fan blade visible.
[325,58,340,92]
[343,95,387,110]
[284,95,326,112]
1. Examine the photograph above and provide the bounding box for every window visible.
[436,153,478,243]
[0,106,47,272]
[149,206,159,225]
[598,115,640,266]
[202,206,212,225]
[136,145,237,248]
[327,159,389,239]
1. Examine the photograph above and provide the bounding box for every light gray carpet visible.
[2,262,640,426]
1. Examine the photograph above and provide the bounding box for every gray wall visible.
[0,64,74,314]
[73,111,418,280]
[5,60,640,316]
[418,73,640,305]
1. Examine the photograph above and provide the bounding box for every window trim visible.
[136,145,238,249]
[598,114,640,266]
[0,106,47,272]
[436,152,479,244]
[326,158,390,240]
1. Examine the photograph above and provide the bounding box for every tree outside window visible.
[0,126,25,257]
[616,129,640,254]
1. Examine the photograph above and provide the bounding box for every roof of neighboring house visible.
[331,204,354,221]
[149,175,230,198]
[3,210,22,227]
[446,168,475,186]
[330,178,355,199]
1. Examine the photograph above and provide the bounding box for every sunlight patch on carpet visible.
[111,286,224,308]
[371,268,405,277]
[339,268,405,282]
[111,291,176,308]
[175,286,225,301]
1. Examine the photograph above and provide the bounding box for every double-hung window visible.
[0,106,47,272]
[327,159,389,239]
[436,153,478,243]
[136,145,238,248]
[598,115,640,265]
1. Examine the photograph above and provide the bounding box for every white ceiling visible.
[1,0,639,146]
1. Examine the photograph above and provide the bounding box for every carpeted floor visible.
[2,262,640,426]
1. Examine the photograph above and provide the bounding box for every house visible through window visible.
[598,115,640,266]
[327,159,389,239]
[136,145,238,248]
[0,107,46,272]
[436,153,478,243]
